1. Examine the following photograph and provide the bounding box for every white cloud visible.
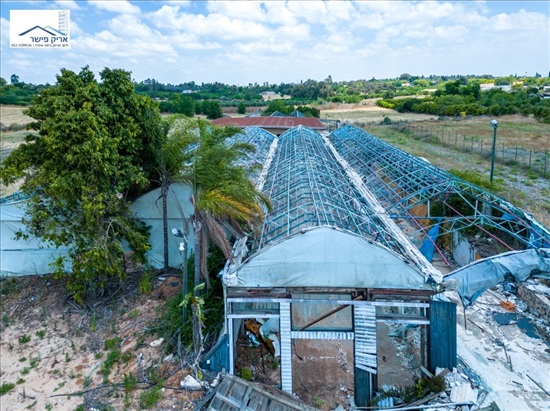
[206,1,267,22]
[53,0,81,10]
[88,0,141,15]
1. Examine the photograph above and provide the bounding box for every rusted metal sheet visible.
[429,300,457,371]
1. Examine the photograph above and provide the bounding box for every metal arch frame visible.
[226,126,275,184]
[256,126,405,256]
[329,125,550,250]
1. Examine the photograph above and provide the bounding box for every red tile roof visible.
[211,116,326,130]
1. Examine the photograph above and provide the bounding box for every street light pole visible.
[490,119,498,182]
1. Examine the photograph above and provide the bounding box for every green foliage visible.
[0,382,16,396]
[200,100,223,119]
[18,334,31,344]
[104,337,122,350]
[263,99,291,115]
[29,356,40,368]
[240,367,252,381]
[90,312,98,332]
[100,349,121,381]
[159,94,194,116]
[123,373,137,392]
[449,169,503,192]
[237,102,247,115]
[377,85,549,121]
[35,330,46,339]
[186,120,271,289]
[0,66,164,304]
[138,269,154,294]
[139,385,162,409]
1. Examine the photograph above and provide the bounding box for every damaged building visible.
[197,123,550,408]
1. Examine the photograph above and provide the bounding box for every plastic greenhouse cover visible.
[224,226,431,290]
[444,248,550,305]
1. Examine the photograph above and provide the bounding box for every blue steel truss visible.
[256,126,417,263]
[226,126,275,183]
[329,125,550,252]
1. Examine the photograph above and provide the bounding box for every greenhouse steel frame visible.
[329,125,550,257]
[255,125,433,275]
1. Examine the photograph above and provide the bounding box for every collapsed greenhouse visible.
[2,123,550,407]
[207,124,550,407]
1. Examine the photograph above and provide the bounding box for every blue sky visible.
[1,1,548,85]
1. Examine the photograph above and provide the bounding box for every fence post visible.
[529,150,532,167]
[515,147,518,162]
[471,137,474,152]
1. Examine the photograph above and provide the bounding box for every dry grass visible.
[320,99,438,122]
[1,105,34,126]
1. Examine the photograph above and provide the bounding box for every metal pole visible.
[490,125,497,182]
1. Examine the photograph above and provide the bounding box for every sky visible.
[0,0,549,86]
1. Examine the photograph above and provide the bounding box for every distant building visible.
[211,116,326,136]
[480,83,495,91]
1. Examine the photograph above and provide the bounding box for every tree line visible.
[5,72,550,109]
[377,79,550,123]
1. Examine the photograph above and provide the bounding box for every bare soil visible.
[0,274,204,411]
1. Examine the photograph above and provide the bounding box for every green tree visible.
[237,102,247,115]
[202,100,223,119]
[180,120,270,292]
[0,66,164,303]
[263,99,290,115]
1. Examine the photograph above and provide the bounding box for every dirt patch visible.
[0,274,207,410]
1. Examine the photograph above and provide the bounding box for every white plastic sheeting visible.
[444,248,550,305]
[1,200,68,276]
[223,226,431,290]
[0,183,195,276]
[130,183,195,270]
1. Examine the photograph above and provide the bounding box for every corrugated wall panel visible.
[429,300,457,371]
[354,304,377,374]
[280,302,293,393]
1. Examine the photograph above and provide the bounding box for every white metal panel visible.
[354,304,377,374]
[280,302,292,393]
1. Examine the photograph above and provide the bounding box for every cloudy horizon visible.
[1,0,548,85]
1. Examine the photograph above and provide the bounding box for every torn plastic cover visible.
[443,248,550,305]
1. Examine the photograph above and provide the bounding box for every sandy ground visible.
[0,275,203,410]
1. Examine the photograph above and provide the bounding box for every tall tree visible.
[180,120,270,292]
[0,66,164,303]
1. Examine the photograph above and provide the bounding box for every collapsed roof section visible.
[223,125,439,288]
[329,125,550,257]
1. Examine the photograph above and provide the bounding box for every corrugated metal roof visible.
[211,116,326,130]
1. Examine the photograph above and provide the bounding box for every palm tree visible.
[153,116,198,276]
[181,119,270,293]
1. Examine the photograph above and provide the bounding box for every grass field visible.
[0,105,34,126]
